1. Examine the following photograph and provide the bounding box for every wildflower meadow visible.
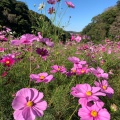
[0,0,120,120]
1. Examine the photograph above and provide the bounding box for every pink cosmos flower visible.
[66,1,75,8]
[37,32,43,41]
[94,80,114,98]
[37,34,54,47]
[12,88,47,120]
[76,67,89,75]
[1,71,8,77]
[71,84,106,105]
[20,34,38,45]
[11,34,38,45]
[108,48,112,54]
[75,35,82,42]
[11,39,21,46]
[0,55,15,67]
[68,57,87,68]
[10,39,21,46]
[39,38,49,43]
[78,101,110,120]
[6,27,11,32]
[89,67,108,79]
[51,65,67,74]
[71,35,75,41]
[45,40,54,47]
[0,47,5,52]
[47,0,56,4]
[30,72,54,83]
[48,7,55,14]
[38,34,54,47]
[66,67,77,77]
[0,35,8,42]
[36,48,49,60]
[67,66,89,76]
[101,46,106,52]
[68,56,80,64]
[80,99,104,109]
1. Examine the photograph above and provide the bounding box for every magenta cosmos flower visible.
[0,55,15,67]
[76,67,89,75]
[94,80,114,98]
[48,7,55,14]
[67,67,77,76]
[0,34,8,42]
[67,66,89,77]
[68,56,80,64]
[40,38,54,47]
[78,101,110,120]
[11,39,22,46]
[71,34,75,41]
[12,88,47,120]
[89,67,108,79]
[0,47,5,52]
[66,1,75,8]
[30,72,54,83]
[68,56,87,68]
[51,65,67,74]
[46,40,54,47]
[47,0,56,4]
[75,35,82,42]
[38,34,54,47]
[36,48,49,60]
[71,84,106,105]
[20,34,38,45]
[11,34,38,46]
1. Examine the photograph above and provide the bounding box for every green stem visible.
[48,87,59,106]
[57,7,69,27]
[68,104,79,120]
[67,76,75,89]
[28,44,32,88]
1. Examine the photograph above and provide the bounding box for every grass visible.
[0,40,120,120]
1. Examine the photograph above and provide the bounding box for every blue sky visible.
[17,0,118,32]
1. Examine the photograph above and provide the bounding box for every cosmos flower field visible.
[1,0,120,120]
[0,26,120,120]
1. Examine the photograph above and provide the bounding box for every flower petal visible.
[30,74,39,81]
[32,107,44,117]
[13,110,24,120]
[34,100,47,111]
[16,88,31,101]
[92,87,101,93]
[98,108,110,120]
[22,107,35,120]
[12,96,26,110]
[44,75,53,83]
[32,92,44,103]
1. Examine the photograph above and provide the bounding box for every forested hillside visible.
[0,0,70,39]
[81,1,120,42]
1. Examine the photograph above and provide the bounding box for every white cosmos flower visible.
[38,3,45,10]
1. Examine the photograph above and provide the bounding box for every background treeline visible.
[81,1,120,42]
[0,0,70,41]
[1,0,120,43]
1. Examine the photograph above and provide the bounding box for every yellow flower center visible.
[72,69,76,73]
[58,68,60,71]
[102,85,107,90]
[6,60,10,64]
[91,110,98,117]
[27,101,33,107]
[40,76,45,80]
[86,91,92,96]
[81,70,85,73]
